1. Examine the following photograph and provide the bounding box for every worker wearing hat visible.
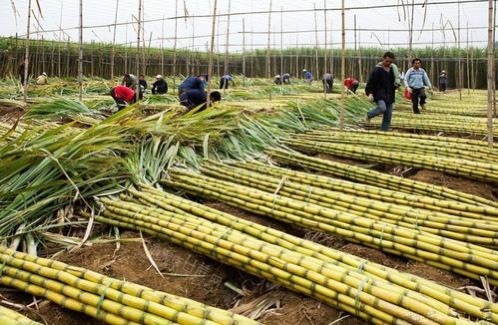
[152,74,168,94]
[303,69,313,84]
[274,74,282,85]
[438,70,448,93]
[36,72,48,85]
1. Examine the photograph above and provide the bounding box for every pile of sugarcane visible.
[95,185,498,324]
[0,305,41,324]
[164,168,498,285]
[296,128,498,163]
[197,160,498,246]
[0,245,256,325]
[284,133,498,183]
[367,112,497,137]
[266,148,498,208]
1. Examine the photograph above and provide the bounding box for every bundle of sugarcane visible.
[219,159,498,221]
[165,168,498,285]
[96,185,497,324]
[284,137,498,183]
[266,148,498,209]
[0,245,257,325]
[0,305,41,325]
[296,129,498,163]
[367,116,497,137]
[199,161,498,246]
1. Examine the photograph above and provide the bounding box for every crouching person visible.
[180,90,221,112]
[110,85,138,111]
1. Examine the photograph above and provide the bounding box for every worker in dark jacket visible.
[18,63,29,85]
[274,75,282,85]
[282,73,291,84]
[180,90,221,112]
[152,75,168,94]
[322,73,333,93]
[219,73,235,89]
[139,74,147,92]
[365,51,396,131]
[178,74,208,95]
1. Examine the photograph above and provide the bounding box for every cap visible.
[302,69,307,72]
[156,74,163,79]
[442,70,446,73]
[42,72,47,76]
[275,75,281,78]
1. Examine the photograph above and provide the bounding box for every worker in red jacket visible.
[344,76,360,94]
[110,85,137,110]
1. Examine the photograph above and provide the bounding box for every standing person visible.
[404,58,432,114]
[121,73,138,89]
[109,85,137,111]
[180,90,221,112]
[322,73,333,93]
[303,69,313,84]
[274,75,282,85]
[438,70,448,93]
[138,74,147,93]
[219,73,235,89]
[152,75,168,94]
[365,52,397,132]
[36,72,48,85]
[344,76,359,94]
[282,73,291,84]
[178,74,208,95]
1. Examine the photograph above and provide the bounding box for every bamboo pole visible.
[323,0,328,76]
[110,0,119,80]
[487,0,494,148]
[314,3,319,82]
[58,1,63,77]
[224,0,231,79]
[23,0,33,102]
[493,0,497,117]
[207,0,218,107]
[136,0,142,102]
[266,0,273,79]
[242,19,246,83]
[141,2,146,76]
[458,0,462,100]
[431,22,435,84]
[340,0,345,130]
[358,25,363,83]
[161,15,165,76]
[467,21,470,95]
[173,0,178,93]
[408,0,415,66]
[78,0,83,101]
[280,7,284,75]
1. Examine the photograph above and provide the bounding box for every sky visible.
[0,0,491,52]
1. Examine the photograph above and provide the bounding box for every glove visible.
[367,94,374,102]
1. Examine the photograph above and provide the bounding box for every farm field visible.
[1,74,497,324]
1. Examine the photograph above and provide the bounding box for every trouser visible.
[219,78,229,89]
[439,83,447,92]
[323,79,333,93]
[367,100,393,131]
[411,88,426,114]
[283,77,290,84]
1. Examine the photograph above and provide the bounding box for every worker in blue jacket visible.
[303,69,313,84]
[404,58,433,114]
[178,74,208,95]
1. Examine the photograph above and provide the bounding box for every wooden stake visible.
[224,0,231,78]
[23,0,33,102]
[408,0,415,66]
[207,0,218,107]
[493,0,497,117]
[242,19,246,84]
[314,2,319,82]
[487,0,494,147]
[323,0,328,75]
[78,0,83,101]
[358,24,363,83]
[458,0,462,100]
[58,0,63,77]
[280,7,284,75]
[466,21,470,95]
[431,22,435,84]
[136,0,142,102]
[340,0,345,130]
[111,0,119,80]
[266,0,273,79]
[161,15,165,76]
[173,0,178,93]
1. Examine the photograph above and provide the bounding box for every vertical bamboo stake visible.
[493,0,497,117]
[66,36,70,77]
[408,0,415,65]
[323,0,328,75]
[242,19,246,84]
[471,33,475,90]
[207,0,218,106]
[58,0,63,77]
[124,24,128,74]
[136,0,142,102]
[111,0,119,80]
[466,21,470,94]
[458,0,462,100]
[431,22,435,84]
[340,0,345,130]
[295,36,299,78]
[216,19,220,76]
[41,35,45,75]
[266,0,273,79]
[314,3,319,82]
[161,16,165,76]
[141,2,146,76]
[358,25,363,83]
[280,7,284,75]
[224,0,231,79]
[173,0,178,93]
[487,0,494,147]
[78,0,83,101]
[23,0,33,102]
